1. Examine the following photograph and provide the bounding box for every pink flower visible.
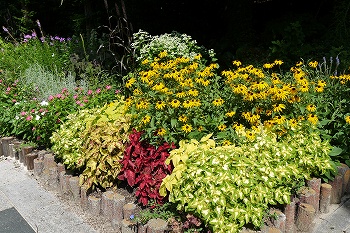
[48,95,54,101]
[87,90,93,95]
[73,94,78,99]
[31,109,35,113]
[36,136,41,141]
[83,99,88,103]
[6,87,11,91]
[76,100,81,105]
[32,127,36,131]
[106,85,111,90]
[26,115,33,121]
[115,89,121,94]
[0,80,2,83]
[96,88,101,94]
[39,108,44,113]
[20,111,27,116]
[55,93,62,98]
[12,99,16,103]
[61,88,68,93]
[79,103,84,107]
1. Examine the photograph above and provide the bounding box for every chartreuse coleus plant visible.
[160,124,334,233]
[51,108,99,169]
[51,97,131,190]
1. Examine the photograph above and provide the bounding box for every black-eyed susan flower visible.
[273,115,286,125]
[212,98,225,106]
[141,59,149,65]
[289,118,298,128]
[182,124,193,133]
[263,63,274,69]
[125,77,136,88]
[157,128,166,136]
[222,140,232,146]
[218,124,227,131]
[315,85,324,92]
[170,99,181,108]
[198,126,204,131]
[299,85,309,92]
[345,116,350,124]
[136,99,149,109]
[155,101,166,110]
[307,114,318,125]
[158,50,168,58]
[194,54,202,60]
[306,104,316,112]
[273,103,286,113]
[178,115,188,123]
[296,61,303,66]
[176,92,186,98]
[245,130,256,141]
[274,60,283,65]
[308,61,318,68]
[317,80,327,87]
[187,89,199,97]
[141,115,151,124]
[225,111,236,117]
[233,60,242,66]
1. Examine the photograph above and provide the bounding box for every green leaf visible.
[329,146,343,157]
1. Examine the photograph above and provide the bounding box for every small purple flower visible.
[31,32,37,38]
[24,34,32,39]
[40,37,45,42]
[2,26,8,32]
[129,215,134,220]
[36,20,41,28]
[323,57,326,63]
[336,56,340,66]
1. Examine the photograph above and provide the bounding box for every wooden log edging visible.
[2,136,350,233]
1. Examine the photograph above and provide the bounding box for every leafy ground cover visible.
[0,29,349,232]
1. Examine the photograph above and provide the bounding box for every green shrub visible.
[160,125,334,233]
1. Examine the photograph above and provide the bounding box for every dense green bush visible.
[160,126,334,233]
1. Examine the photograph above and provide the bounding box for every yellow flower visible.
[218,124,227,131]
[158,50,168,58]
[233,122,245,131]
[182,124,193,133]
[178,115,188,123]
[141,59,149,65]
[141,115,151,124]
[212,98,225,106]
[133,89,142,96]
[273,115,286,125]
[125,77,136,88]
[176,92,187,98]
[155,101,166,110]
[198,126,204,131]
[315,85,324,93]
[345,116,350,124]
[232,60,242,66]
[222,140,232,146]
[299,85,309,92]
[274,60,283,65]
[194,54,202,60]
[225,111,236,117]
[187,89,199,97]
[317,80,327,87]
[273,103,286,113]
[136,99,149,109]
[307,114,318,125]
[289,118,298,128]
[308,61,318,68]
[170,99,181,108]
[296,61,303,66]
[157,128,166,136]
[263,63,274,69]
[245,130,256,141]
[306,104,316,112]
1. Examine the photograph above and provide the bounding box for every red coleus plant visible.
[118,129,175,206]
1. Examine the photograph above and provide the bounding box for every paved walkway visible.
[0,156,97,233]
[1,154,350,233]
